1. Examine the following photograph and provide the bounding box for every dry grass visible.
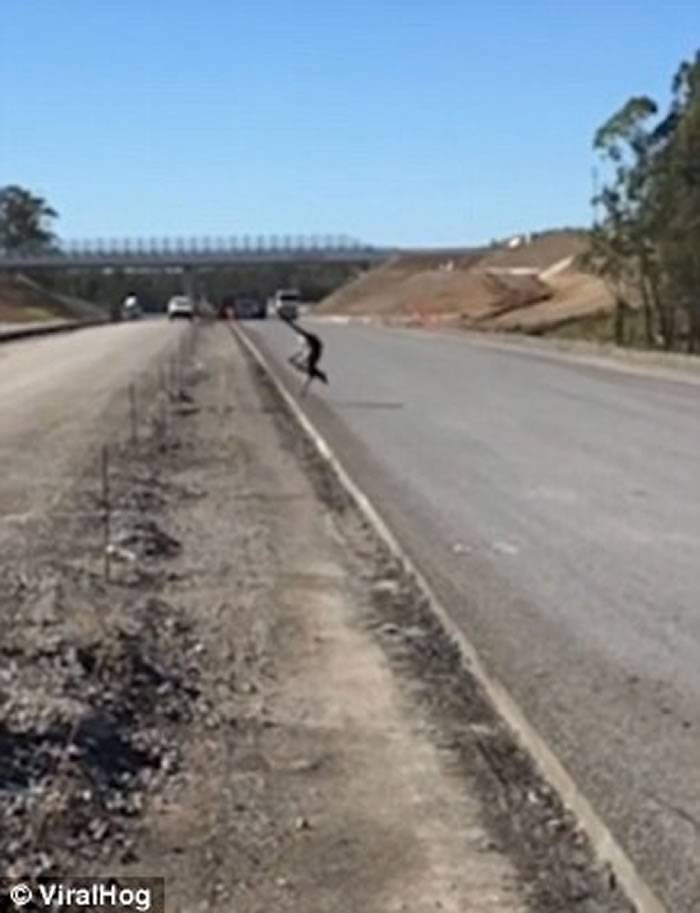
[0,276,101,324]
[0,277,64,323]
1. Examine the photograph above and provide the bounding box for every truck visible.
[270,289,301,320]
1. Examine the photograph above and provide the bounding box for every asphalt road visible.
[247,318,700,913]
[0,321,185,553]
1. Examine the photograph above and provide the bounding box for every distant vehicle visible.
[233,296,266,320]
[217,296,235,320]
[272,289,301,320]
[167,295,195,320]
[121,294,142,320]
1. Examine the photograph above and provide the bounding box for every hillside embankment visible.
[318,230,616,337]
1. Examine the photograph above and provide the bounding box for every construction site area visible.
[318,230,618,337]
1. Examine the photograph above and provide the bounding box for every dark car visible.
[233,296,266,319]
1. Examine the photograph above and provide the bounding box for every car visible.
[167,295,195,320]
[121,294,142,320]
[233,296,266,320]
[122,303,142,320]
[272,289,301,321]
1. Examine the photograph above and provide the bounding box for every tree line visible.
[588,50,700,351]
[0,185,58,253]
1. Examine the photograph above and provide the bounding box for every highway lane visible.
[0,320,186,552]
[247,319,700,913]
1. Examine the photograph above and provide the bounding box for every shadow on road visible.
[333,400,405,410]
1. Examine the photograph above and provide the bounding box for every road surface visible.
[247,319,700,913]
[0,321,185,554]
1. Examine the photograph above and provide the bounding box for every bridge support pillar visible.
[182,266,196,301]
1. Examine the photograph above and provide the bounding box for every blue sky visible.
[1,1,698,246]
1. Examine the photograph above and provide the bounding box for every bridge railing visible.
[0,236,397,272]
[0,235,376,262]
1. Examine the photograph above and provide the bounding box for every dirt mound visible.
[319,250,485,315]
[487,269,613,334]
[477,229,588,273]
[319,255,550,320]
[0,275,101,324]
[319,230,614,335]
[471,272,554,320]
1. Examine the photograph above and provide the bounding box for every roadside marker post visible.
[101,444,111,582]
[128,383,138,445]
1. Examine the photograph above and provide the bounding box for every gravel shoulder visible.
[0,321,186,540]
[1,324,633,912]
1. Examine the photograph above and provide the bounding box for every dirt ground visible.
[318,231,615,336]
[1,324,633,912]
[0,276,100,325]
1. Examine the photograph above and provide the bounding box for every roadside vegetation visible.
[0,185,58,254]
[587,49,700,352]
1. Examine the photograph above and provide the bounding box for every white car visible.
[122,295,142,320]
[167,296,194,320]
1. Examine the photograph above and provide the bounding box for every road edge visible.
[0,319,107,345]
[230,320,669,913]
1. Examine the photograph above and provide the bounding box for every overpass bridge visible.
[0,235,398,270]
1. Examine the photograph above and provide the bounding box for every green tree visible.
[653,53,700,351]
[589,50,700,352]
[591,96,659,345]
[0,185,59,253]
